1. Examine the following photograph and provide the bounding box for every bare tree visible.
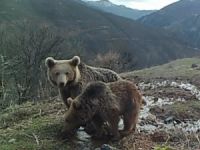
[0,22,64,104]
[94,50,123,72]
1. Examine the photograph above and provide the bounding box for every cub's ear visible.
[70,56,80,66]
[66,97,74,107]
[72,100,81,109]
[45,57,55,68]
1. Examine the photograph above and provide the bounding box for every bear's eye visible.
[55,72,60,76]
[65,72,69,75]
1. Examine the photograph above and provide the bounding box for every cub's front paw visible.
[58,129,76,140]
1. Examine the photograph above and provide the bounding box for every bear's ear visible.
[45,57,55,68]
[66,97,74,106]
[85,82,106,98]
[70,56,80,66]
[73,101,81,109]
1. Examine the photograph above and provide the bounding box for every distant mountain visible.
[139,0,200,48]
[83,0,155,20]
[0,0,198,69]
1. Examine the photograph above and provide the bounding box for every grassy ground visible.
[121,57,200,80]
[0,99,71,150]
[1,57,200,150]
[0,99,164,150]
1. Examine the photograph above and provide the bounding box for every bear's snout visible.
[59,82,65,88]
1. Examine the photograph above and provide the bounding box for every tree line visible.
[0,22,130,109]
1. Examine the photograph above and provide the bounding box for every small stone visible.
[164,116,174,124]
[153,97,158,102]
[8,138,16,143]
[101,144,117,150]
[146,114,157,122]
[191,64,198,68]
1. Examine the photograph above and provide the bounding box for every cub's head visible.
[45,56,80,88]
[63,98,88,132]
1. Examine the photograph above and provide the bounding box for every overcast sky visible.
[83,0,180,10]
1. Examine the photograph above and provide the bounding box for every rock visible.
[8,138,16,143]
[146,114,157,123]
[164,116,174,124]
[100,144,118,150]
[164,116,181,124]
[153,97,158,102]
[150,107,164,115]
[191,64,198,68]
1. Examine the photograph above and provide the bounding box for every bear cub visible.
[63,80,142,140]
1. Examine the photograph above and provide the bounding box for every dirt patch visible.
[150,101,200,122]
[116,133,155,150]
[144,87,196,101]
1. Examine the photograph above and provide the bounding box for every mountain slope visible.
[0,0,198,69]
[83,0,155,20]
[139,0,200,48]
[1,57,200,150]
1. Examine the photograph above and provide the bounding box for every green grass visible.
[1,58,200,149]
[154,145,173,150]
[0,0,198,70]
[168,100,200,120]
[0,100,73,150]
[122,57,200,79]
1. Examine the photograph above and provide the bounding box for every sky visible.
[83,0,180,10]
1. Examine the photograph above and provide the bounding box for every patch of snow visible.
[137,80,200,134]
[138,124,157,133]
[166,120,200,133]
[139,81,200,100]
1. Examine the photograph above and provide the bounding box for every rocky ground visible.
[120,58,200,150]
[1,58,200,150]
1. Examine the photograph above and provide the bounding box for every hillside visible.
[0,0,198,69]
[139,0,200,48]
[122,57,200,80]
[82,0,155,20]
[1,57,200,149]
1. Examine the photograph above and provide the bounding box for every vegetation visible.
[0,0,200,149]
[0,100,69,150]
[0,23,66,108]
[0,0,197,70]
[1,57,200,149]
[154,145,173,150]
[123,57,200,79]
[84,0,155,20]
[0,0,196,107]
[139,0,200,48]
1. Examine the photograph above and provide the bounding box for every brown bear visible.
[45,56,121,108]
[63,80,142,140]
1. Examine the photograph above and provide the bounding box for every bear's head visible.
[45,56,81,88]
[63,98,90,132]
[63,82,108,132]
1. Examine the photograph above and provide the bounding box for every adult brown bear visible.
[45,56,121,107]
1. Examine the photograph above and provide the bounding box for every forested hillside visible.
[139,0,200,48]
[0,0,198,109]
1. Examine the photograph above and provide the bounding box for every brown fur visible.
[45,56,121,108]
[63,80,142,139]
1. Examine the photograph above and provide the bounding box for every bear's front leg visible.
[109,117,120,140]
[59,121,78,139]
[59,87,71,108]
[84,115,107,139]
[121,108,139,137]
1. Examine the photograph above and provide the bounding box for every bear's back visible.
[78,63,121,84]
[108,80,142,112]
